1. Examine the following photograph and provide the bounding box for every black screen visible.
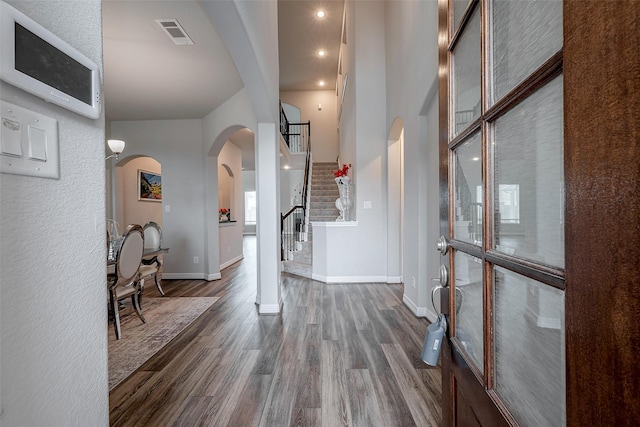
[14,23,92,105]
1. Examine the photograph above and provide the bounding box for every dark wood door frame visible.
[564,2,640,425]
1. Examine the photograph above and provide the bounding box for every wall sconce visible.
[106,139,125,161]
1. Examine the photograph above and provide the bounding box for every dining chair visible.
[108,224,145,340]
[140,221,164,296]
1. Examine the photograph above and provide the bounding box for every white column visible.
[255,122,281,313]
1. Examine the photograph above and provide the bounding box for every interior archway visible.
[111,155,162,234]
[205,126,256,284]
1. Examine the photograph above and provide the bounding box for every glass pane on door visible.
[453,132,483,246]
[490,0,562,105]
[492,76,564,268]
[454,251,484,374]
[494,266,565,427]
[452,8,481,137]
[453,0,470,31]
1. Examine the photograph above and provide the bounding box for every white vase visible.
[335,177,352,221]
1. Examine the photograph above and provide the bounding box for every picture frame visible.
[138,169,162,202]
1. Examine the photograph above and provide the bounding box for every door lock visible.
[431,264,449,287]
[436,236,449,255]
[431,264,449,313]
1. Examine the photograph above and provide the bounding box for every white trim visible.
[220,254,244,271]
[206,273,222,281]
[258,300,282,315]
[387,276,402,284]
[162,273,207,280]
[311,273,387,283]
[402,294,437,323]
[311,221,359,228]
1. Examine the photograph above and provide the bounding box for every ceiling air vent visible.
[155,19,193,45]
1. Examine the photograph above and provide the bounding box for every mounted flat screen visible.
[0,1,101,119]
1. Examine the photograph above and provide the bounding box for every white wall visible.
[218,142,243,268]
[384,0,440,320]
[202,88,258,281]
[110,120,206,279]
[201,2,282,313]
[322,0,440,321]
[115,157,162,229]
[0,1,108,425]
[322,1,389,281]
[280,90,339,162]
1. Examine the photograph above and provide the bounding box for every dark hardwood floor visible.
[109,236,442,426]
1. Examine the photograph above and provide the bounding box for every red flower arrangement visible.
[334,163,351,178]
[219,208,229,214]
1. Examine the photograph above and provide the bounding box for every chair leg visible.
[132,282,146,324]
[154,273,165,296]
[110,292,122,340]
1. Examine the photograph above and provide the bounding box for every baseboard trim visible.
[311,274,387,283]
[206,272,222,281]
[220,254,244,271]
[258,299,282,315]
[402,294,437,323]
[387,276,402,284]
[162,273,206,280]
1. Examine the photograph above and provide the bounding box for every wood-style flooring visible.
[109,236,442,426]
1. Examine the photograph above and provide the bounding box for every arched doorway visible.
[111,155,163,232]
[205,126,257,286]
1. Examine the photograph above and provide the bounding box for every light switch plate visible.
[0,100,59,179]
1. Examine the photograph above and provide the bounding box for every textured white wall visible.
[0,1,108,425]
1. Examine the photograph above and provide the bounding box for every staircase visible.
[282,162,339,278]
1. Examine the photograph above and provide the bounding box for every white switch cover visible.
[0,101,59,179]
[363,200,372,209]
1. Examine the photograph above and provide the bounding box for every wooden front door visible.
[437,1,640,426]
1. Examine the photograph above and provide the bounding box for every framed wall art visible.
[138,169,162,201]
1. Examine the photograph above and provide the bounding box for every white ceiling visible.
[102,0,343,169]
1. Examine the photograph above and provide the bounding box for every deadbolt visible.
[431,264,449,287]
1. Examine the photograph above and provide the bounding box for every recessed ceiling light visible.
[318,80,326,87]
[283,165,290,170]
[472,157,480,161]
[316,10,326,18]
[317,49,326,57]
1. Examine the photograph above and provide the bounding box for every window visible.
[244,191,256,224]
[498,184,520,224]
